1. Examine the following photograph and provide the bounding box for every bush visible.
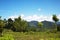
[0,34,14,40]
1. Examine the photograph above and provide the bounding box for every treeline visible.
[0,16,29,32]
[0,14,60,34]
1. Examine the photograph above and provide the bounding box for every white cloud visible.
[8,14,24,20]
[57,14,60,21]
[8,14,60,22]
[20,14,24,18]
[8,14,54,22]
[8,15,18,20]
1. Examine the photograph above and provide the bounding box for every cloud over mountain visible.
[9,14,60,22]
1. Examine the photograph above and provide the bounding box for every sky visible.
[0,0,60,21]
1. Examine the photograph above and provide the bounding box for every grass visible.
[0,34,14,40]
[2,31,60,40]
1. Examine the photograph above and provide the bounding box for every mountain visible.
[57,22,60,27]
[28,20,60,31]
[28,20,55,27]
[57,22,60,25]
[28,21,38,27]
[41,21,55,29]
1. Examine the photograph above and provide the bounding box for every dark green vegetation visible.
[0,14,60,40]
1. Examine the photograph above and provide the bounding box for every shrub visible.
[0,34,14,40]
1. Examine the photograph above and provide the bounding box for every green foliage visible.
[0,14,60,40]
[6,18,13,29]
[37,22,43,31]
[13,16,28,32]
[0,16,5,36]
[3,32,60,40]
[52,14,59,31]
[0,17,5,28]
[57,26,60,31]
[0,15,60,36]
[52,14,59,23]
[27,26,37,32]
[0,34,14,40]
[38,22,43,28]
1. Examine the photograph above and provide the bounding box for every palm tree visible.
[52,14,59,31]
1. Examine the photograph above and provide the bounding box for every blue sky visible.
[0,0,60,21]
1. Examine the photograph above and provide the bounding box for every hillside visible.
[28,20,60,31]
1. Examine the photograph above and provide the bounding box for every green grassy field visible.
[0,31,60,40]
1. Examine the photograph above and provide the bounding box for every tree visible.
[38,22,43,31]
[0,16,5,36]
[13,16,28,32]
[52,15,59,23]
[3,19,7,28]
[6,18,13,29]
[57,24,60,31]
[52,14,59,31]
[38,22,43,28]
